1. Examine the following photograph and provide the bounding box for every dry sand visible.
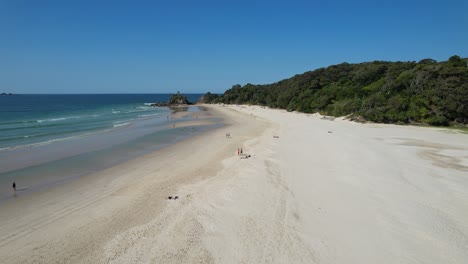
[0,104,467,263]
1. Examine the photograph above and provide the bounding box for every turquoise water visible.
[0,94,218,200]
[0,94,202,150]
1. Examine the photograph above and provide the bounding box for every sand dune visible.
[0,105,467,263]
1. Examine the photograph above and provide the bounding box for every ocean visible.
[0,94,217,200]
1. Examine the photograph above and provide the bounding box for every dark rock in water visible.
[150,92,192,107]
[168,92,191,105]
[150,102,168,107]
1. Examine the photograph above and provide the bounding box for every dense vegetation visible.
[204,56,468,126]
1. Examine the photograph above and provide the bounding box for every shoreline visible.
[0,106,220,201]
[1,104,467,263]
[0,104,270,263]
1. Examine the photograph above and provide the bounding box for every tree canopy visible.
[204,56,468,126]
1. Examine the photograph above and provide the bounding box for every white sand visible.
[0,105,467,263]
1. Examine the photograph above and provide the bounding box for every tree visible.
[448,55,466,67]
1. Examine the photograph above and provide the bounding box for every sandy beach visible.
[1,104,467,263]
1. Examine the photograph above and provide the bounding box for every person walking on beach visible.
[240,148,243,155]
[12,181,16,192]
[237,148,240,155]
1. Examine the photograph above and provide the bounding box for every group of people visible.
[237,148,243,155]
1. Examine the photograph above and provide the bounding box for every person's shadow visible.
[13,188,28,197]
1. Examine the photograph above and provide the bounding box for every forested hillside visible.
[205,56,468,126]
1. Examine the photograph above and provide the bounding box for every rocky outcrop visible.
[168,92,191,105]
[150,92,192,107]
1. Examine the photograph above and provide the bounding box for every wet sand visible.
[0,106,219,200]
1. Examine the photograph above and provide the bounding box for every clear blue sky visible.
[1,0,467,94]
